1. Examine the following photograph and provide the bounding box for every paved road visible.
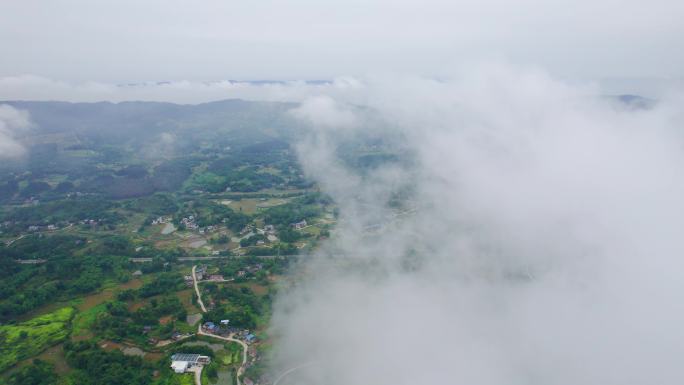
[197,324,248,385]
[5,224,76,246]
[192,265,207,313]
[190,366,203,385]
[130,255,300,263]
[5,234,27,246]
[193,265,248,385]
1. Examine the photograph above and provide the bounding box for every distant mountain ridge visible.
[603,94,656,109]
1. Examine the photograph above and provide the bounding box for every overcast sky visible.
[1,0,683,87]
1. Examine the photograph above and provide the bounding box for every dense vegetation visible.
[92,296,186,342]
[0,100,341,383]
[64,341,153,385]
[0,236,135,321]
[6,359,59,385]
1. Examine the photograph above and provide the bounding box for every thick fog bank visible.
[269,68,684,385]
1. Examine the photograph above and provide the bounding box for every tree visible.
[8,359,58,385]
[205,363,218,380]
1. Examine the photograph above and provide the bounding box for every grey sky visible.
[1,0,683,85]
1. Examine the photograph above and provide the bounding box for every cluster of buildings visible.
[26,222,67,232]
[202,322,258,344]
[184,266,227,286]
[4,221,70,233]
[201,321,237,337]
[177,215,221,235]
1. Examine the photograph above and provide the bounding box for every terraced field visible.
[0,307,75,372]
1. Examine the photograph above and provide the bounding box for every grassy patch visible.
[226,198,289,215]
[178,289,201,314]
[0,307,75,372]
[70,302,107,337]
[178,374,195,385]
[301,225,321,236]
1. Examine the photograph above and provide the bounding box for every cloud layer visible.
[270,68,684,384]
[0,75,360,104]
[2,1,684,82]
[0,74,679,105]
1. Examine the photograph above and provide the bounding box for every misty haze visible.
[1,2,683,385]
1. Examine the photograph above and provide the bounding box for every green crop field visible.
[0,307,75,372]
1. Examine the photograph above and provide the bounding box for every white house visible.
[170,353,211,373]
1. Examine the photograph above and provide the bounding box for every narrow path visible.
[192,366,203,385]
[192,265,248,385]
[192,265,207,312]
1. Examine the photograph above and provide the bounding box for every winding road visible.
[192,265,248,385]
[272,361,318,385]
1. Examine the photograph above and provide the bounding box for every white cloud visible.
[270,67,684,385]
[0,104,30,158]
[290,96,359,130]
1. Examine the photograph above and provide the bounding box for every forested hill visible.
[0,99,305,202]
[2,99,298,142]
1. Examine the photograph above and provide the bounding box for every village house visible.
[291,219,307,230]
[184,275,194,286]
[202,322,219,333]
[246,264,264,274]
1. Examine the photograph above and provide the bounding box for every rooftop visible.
[171,353,201,363]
